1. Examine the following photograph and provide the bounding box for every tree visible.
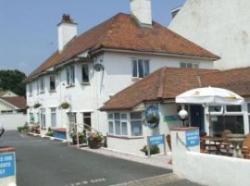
[0,70,26,96]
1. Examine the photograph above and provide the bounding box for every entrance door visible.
[83,112,91,130]
[190,105,204,133]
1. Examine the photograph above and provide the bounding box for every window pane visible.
[130,112,142,119]
[248,104,250,113]
[144,60,149,76]
[209,106,222,112]
[212,115,244,135]
[121,122,128,136]
[114,113,120,120]
[226,105,242,112]
[187,63,192,68]
[121,113,127,119]
[109,122,114,134]
[115,121,121,135]
[50,76,56,91]
[132,60,137,77]
[71,66,75,84]
[180,62,186,68]
[108,113,113,119]
[82,64,89,83]
[131,121,142,136]
[138,59,144,78]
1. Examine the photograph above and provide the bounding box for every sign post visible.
[0,147,16,186]
[147,134,166,157]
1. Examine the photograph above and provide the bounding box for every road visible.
[0,131,201,186]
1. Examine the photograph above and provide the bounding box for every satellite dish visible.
[94,63,104,72]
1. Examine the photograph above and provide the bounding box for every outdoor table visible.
[227,134,245,158]
[201,136,224,154]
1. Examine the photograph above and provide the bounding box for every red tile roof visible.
[0,96,27,109]
[101,67,250,111]
[27,13,219,81]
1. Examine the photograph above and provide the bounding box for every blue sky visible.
[0,0,185,75]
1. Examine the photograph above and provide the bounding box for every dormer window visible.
[132,58,150,78]
[66,65,75,86]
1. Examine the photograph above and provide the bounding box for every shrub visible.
[88,131,103,149]
[60,102,70,109]
[34,103,41,109]
[70,131,86,145]
[30,124,40,134]
[17,124,29,133]
[46,128,53,137]
[140,145,160,155]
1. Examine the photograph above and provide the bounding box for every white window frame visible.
[49,75,56,92]
[132,58,150,78]
[50,108,57,128]
[180,62,199,69]
[66,65,75,86]
[108,113,128,137]
[28,83,33,97]
[81,64,90,84]
[130,112,143,137]
[39,77,45,94]
[40,108,46,130]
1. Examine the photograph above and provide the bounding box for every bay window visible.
[108,112,143,137]
[130,112,143,136]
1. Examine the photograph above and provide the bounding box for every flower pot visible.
[88,139,102,149]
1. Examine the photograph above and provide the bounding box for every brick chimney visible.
[130,0,152,26]
[57,14,78,52]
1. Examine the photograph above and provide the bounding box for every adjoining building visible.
[101,67,250,155]
[169,0,250,70]
[25,0,218,140]
[0,96,27,130]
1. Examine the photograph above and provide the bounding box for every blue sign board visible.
[186,130,200,147]
[0,152,16,178]
[148,135,164,145]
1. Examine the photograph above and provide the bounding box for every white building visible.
[26,0,218,140]
[169,0,250,70]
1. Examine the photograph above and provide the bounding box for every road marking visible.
[65,178,106,186]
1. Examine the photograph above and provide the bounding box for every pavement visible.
[0,131,203,186]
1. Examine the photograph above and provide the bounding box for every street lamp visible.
[178,107,188,127]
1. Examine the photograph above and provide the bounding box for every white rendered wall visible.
[169,0,250,70]
[0,113,26,130]
[26,51,213,140]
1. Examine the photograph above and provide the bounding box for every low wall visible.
[174,151,250,186]
[0,113,26,130]
[107,136,146,156]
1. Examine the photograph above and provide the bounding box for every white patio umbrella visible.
[175,87,244,135]
[176,87,244,105]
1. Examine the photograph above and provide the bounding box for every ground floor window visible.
[108,113,128,136]
[83,112,91,130]
[50,108,57,128]
[29,112,35,123]
[130,112,143,136]
[211,115,244,135]
[40,108,46,130]
[108,112,143,137]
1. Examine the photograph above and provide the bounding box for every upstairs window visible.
[28,83,33,96]
[49,75,56,92]
[132,59,150,78]
[36,81,39,95]
[39,77,45,94]
[82,64,90,84]
[180,62,199,69]
[66,65,75,86]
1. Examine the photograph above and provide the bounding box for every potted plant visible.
[88,131,103,149]
[46,127,54,137]
[140,145,160,156]
[34,103,41,109]
[70,130,86,145]
[60,102,70,110]
[30,124,40,134]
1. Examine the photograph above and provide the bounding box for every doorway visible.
[190,105,204,133]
